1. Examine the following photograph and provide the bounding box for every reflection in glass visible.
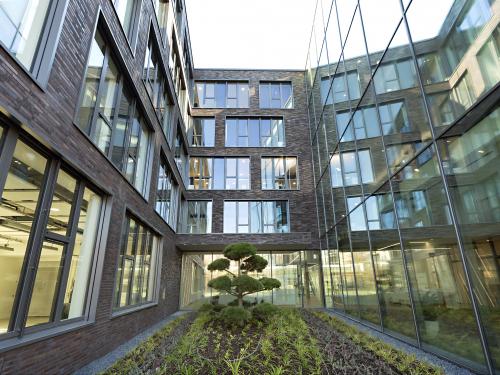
[0,141,47,333]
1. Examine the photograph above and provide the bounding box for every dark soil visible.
[137,313,197,373]
[301,309,403,375]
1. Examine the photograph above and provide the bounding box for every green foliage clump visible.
[220,306,251,327]
[206,242,281,311]
[223,242,256,260]
[241,254,268,272]
[207,275,232,292]
[252,303,279,322]
[207,258,230,271]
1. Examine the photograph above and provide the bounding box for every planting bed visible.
[102,308,444,375]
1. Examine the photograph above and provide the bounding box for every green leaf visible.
[241,254,268,272]
[208,275,232,292]
[260,277,281,290]
[223,242,256,261]
[207,258,230,271]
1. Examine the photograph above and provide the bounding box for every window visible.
[444,0,492,70]
[453,72,476,111]
[417,53,446,84]
[190,118,215,147]
[259,82,293,108]
[189,157,250,190]
[77,30,152,195]
[113,215,161,311]
[0,0,66,82]
[155,159,179,229]
[330,150,374,187]
[261,157,298,190]
[112,0,140,43]
[386,142,438,179]
[223,201,289,233]
[347,195,396,231]
[428,92,457,127]
[320,71,360,104]
[0,125,104,338]
[374,59,416,94]
[378,101,411,135]
[152,0,169,42]
[477,29,500,91]
[180,201,212,234]
[225,118,285,147]
[175,131,188,185]
[336,107,380,142]
[195,81,249,108]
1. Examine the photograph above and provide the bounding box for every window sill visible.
[0,319,94,353]
[111,301,158,319]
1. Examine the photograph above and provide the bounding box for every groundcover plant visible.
[102,307,444,375]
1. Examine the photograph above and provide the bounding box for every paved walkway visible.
[74,311,189,375]
[322,309,475,375]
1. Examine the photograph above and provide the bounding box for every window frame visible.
[261,156,300,190]
[189,117,215,147]
[0,0,70,87]
[111,0,142,52]
[0,120,108,348]
[155,156,179,230]
[259,81,294,109]
[224,117,286,147]
[223,200,290,234]
[195,81,250,108]
[330,149,375,187]
[189,157,251,190]
[112,212,162,315]
[75,26,153,198]
[180,200,213,234]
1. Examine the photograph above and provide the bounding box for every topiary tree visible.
[207,243,281,308]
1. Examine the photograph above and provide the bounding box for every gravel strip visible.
[74,311,192,375]
[321,309,475,375]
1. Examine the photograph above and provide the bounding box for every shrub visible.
[252,303,279,322]
[220,306,251,327]
[198,303,214,313]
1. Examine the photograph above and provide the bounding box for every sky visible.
[184,0,317,70]
[184,0,454,70]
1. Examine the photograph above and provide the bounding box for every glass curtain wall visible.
[306,0,499,373]
[180,251,323,309]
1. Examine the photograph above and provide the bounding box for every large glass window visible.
[347,194,397,231]
[112,0,140,41]
[223,201,289,233]
[225,118,285,147]
[180,201,212,234]
[374,59,416,94]
[174,131,188,185]
[155,158,179,229]
[190,118,215,147]
[330,150,374,187]
[114,215,161,311]
[189,157,250,190]
[261,157,298,190]
[259,82,293,108]
[195,81,249,108]
[321,71,361,104]
[152,0,169,42]
[77,30,152,196]
[0,126,104,337]
[0,0,62,76]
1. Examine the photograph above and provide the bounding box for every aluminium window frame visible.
[112,212,163,315]
[0,121,107,348]
[74,22,154,198]
[223,200,291,234]
[258,81,294,109]
[188,157,251,190]
[261,156,300,190]
[0,0,70,88]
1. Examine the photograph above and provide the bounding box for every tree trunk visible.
[238,295,243,307]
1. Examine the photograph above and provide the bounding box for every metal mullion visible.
[14,159,60,336]
[89,50,110,142]
[0,127,19,193]
[136,228,148,303]
[115,219,130,308]
[357,0,421,344]
[399,1,494,371]
[130,116,143,186]
[53,182,85,322]
[107,79,124,160]
[120,94,136,177]
[126,222,140,306]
